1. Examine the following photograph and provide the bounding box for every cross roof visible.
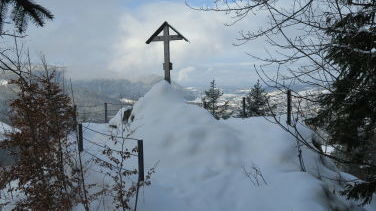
[146,21,189,44]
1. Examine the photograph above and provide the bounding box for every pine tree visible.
[202,80,230,119]
[0,0,53,33]
[245,80,269,117]
[0,69,79,210]
[308,0,376,204]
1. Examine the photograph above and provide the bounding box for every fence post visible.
[73,104,78,131]
[242,97,246,118]
[286,89,306,172]
[78,123,83,152]
[134,139,144,211]
[76,122,89,211]
[287,89,292,126]
[104,103,108,123]
[137,140,144,182]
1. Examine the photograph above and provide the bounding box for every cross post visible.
[163,25,171,83]
[146,21,189,84]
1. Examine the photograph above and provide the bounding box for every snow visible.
[2,81,376,210]
[0,122,20,204]
[0,79,7,86]
[120,98,136,105]
[80,81,375,210]
[0,122,15,141]
[108,105,132,128]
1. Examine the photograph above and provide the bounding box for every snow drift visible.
[120,81,375,211]
[2,81,376,210]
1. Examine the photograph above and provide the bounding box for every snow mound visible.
[124,81,373,211]
[131,81,242,170]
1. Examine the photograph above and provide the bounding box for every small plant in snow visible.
[242,164,268,187]
[91,124,154,210]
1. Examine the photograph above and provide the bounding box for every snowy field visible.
[1,81,376,210]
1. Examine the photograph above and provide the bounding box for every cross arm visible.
[149,35,185,42]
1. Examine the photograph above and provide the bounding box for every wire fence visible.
[73,120,145,210]
[75,102,134,123]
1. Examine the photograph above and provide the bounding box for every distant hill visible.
[71,77,162,101]
[0,72,196,123]
[70,78,196,122]
[0,73,162,123]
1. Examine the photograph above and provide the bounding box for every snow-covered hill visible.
[80,81,375,210]
[1,82,375,210]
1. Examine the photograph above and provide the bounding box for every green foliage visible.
[202,80,231,119]
[0,0,53,33]
[343,179,376,205]
[244,80,270,117]
[308,1,376,204]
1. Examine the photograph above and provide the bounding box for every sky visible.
[25,0,274,88]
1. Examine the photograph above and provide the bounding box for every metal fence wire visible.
[75,102,133,123]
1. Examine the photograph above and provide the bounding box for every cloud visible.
[176,66,196,83]
[25,0,276,87]
[109,2,232,78]
[26,0,127,79]
[108,1,272,86]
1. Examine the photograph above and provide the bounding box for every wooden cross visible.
[146,21,189,84]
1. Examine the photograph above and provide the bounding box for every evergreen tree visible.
[245,80,269,117]
[308,1,376,204]
[0,0,53,33]
[202,80,230,119]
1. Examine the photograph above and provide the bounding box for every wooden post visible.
[73,104,77,130]
[242,97,246,118]
[163,25,171,83]
[287,89,292,125]
[137,140,144,182]
[78,123,83,152]
[76,122,89,211]
[104,103,108,123]
[135,139,144,211]
[286,89,306,171]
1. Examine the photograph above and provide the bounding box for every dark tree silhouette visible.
[245,80,270,117]
[308,2,376,203]
[0,0,53,33]
[202,80,231,119]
